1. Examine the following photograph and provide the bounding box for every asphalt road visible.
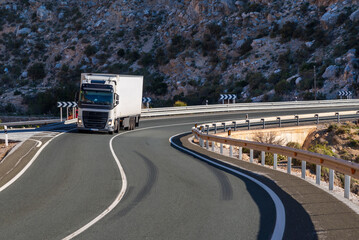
[0,106,357,239]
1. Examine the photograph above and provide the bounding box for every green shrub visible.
[168,35,188,59]
[348,139,359,148]
[84,45,97,57]
[139,52,153,67]
[238,38,253,56]
[28,62,45,80]
[287,142,302,166]
[14,90,21,96]
[308,143,335,157]
[117,48,125,58]
[173,100,187,107]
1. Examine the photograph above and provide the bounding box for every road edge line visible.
[169,132,286,240]
[62,132,128,240]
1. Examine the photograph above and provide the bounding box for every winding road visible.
[0,106,357,239]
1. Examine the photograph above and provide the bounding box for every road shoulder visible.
[176,133,359,239]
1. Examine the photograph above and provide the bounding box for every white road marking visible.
[0,130,75,193]
[64,121,286,239]
[169,132,286,240]
[62,132,128,240]
[28,139,42,147]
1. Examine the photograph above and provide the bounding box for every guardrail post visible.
[245,114,248,120]
[4,125,8,147]
[295,115,299,126]
[315,114,319,125]
[316,165,321,185]
[261,151,265,166]
[250,149,253,163]
[239,147,242,160]
[301,161,306,179]
[222,123,226,132]
[205,125,209,135]
[344,175,351,199]
[211,141,215,151]
[277,117,281,128]
[228,128,233,157]
[220,143,223,154]
[232,121,237,131]
[213,124,217,134]
[287,157,292,174]
[273,154,277,170]
[261,119,265,129]
[336,112,340,123]
[329,169,334,190]
[246,120,250,130]
[206,139,209,150]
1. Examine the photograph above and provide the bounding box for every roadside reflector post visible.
[213,124,217,134]
[261,151,265,166]
[60,107,63,122]
[222,122,226,132]
[316,165,321,185]
[66,107,69,120]
[277,117,281,128]
[261,119,265,129]
[220,143,223,154]
[336,112,340,123]
[295,115,299,126]
[287,156,292,174]
[273,153,277,170]
[4,125,8,147]
[250,149,253,163]
[239,147,243,160]
[344,175,351,199]
[301,161,306,179]
[245,114,248,120]
[315,114,319,125]
[232,121,237,131]
[246,120,250,130]
[329,169,334,190]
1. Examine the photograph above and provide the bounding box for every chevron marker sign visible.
[142,97,152,103]
[219,94,237,101]
[57,101,77,108]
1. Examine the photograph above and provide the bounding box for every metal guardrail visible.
[192,111,359,199]
[0,119,61,127]
[141,99,359,117]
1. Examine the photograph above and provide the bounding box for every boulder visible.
[320,11,339,29]
[350,9,359,22]
[17,28,31,35]
[322,65,339,79]
[37,6,51,21]
[235,39,245,48]
[21,71,28,78]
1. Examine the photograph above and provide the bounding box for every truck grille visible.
[83,111,108,129]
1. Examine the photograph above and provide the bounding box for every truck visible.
[77,73,143,134]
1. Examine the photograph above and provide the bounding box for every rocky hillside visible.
[1,0,359,114]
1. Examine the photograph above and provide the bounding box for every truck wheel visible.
[109,131,114,135]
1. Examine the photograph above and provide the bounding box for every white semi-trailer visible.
[77,73,143,134]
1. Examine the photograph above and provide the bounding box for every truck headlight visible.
[78,119,83,126]
[108,119,113,126]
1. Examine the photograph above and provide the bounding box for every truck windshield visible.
[80,90,113,106]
